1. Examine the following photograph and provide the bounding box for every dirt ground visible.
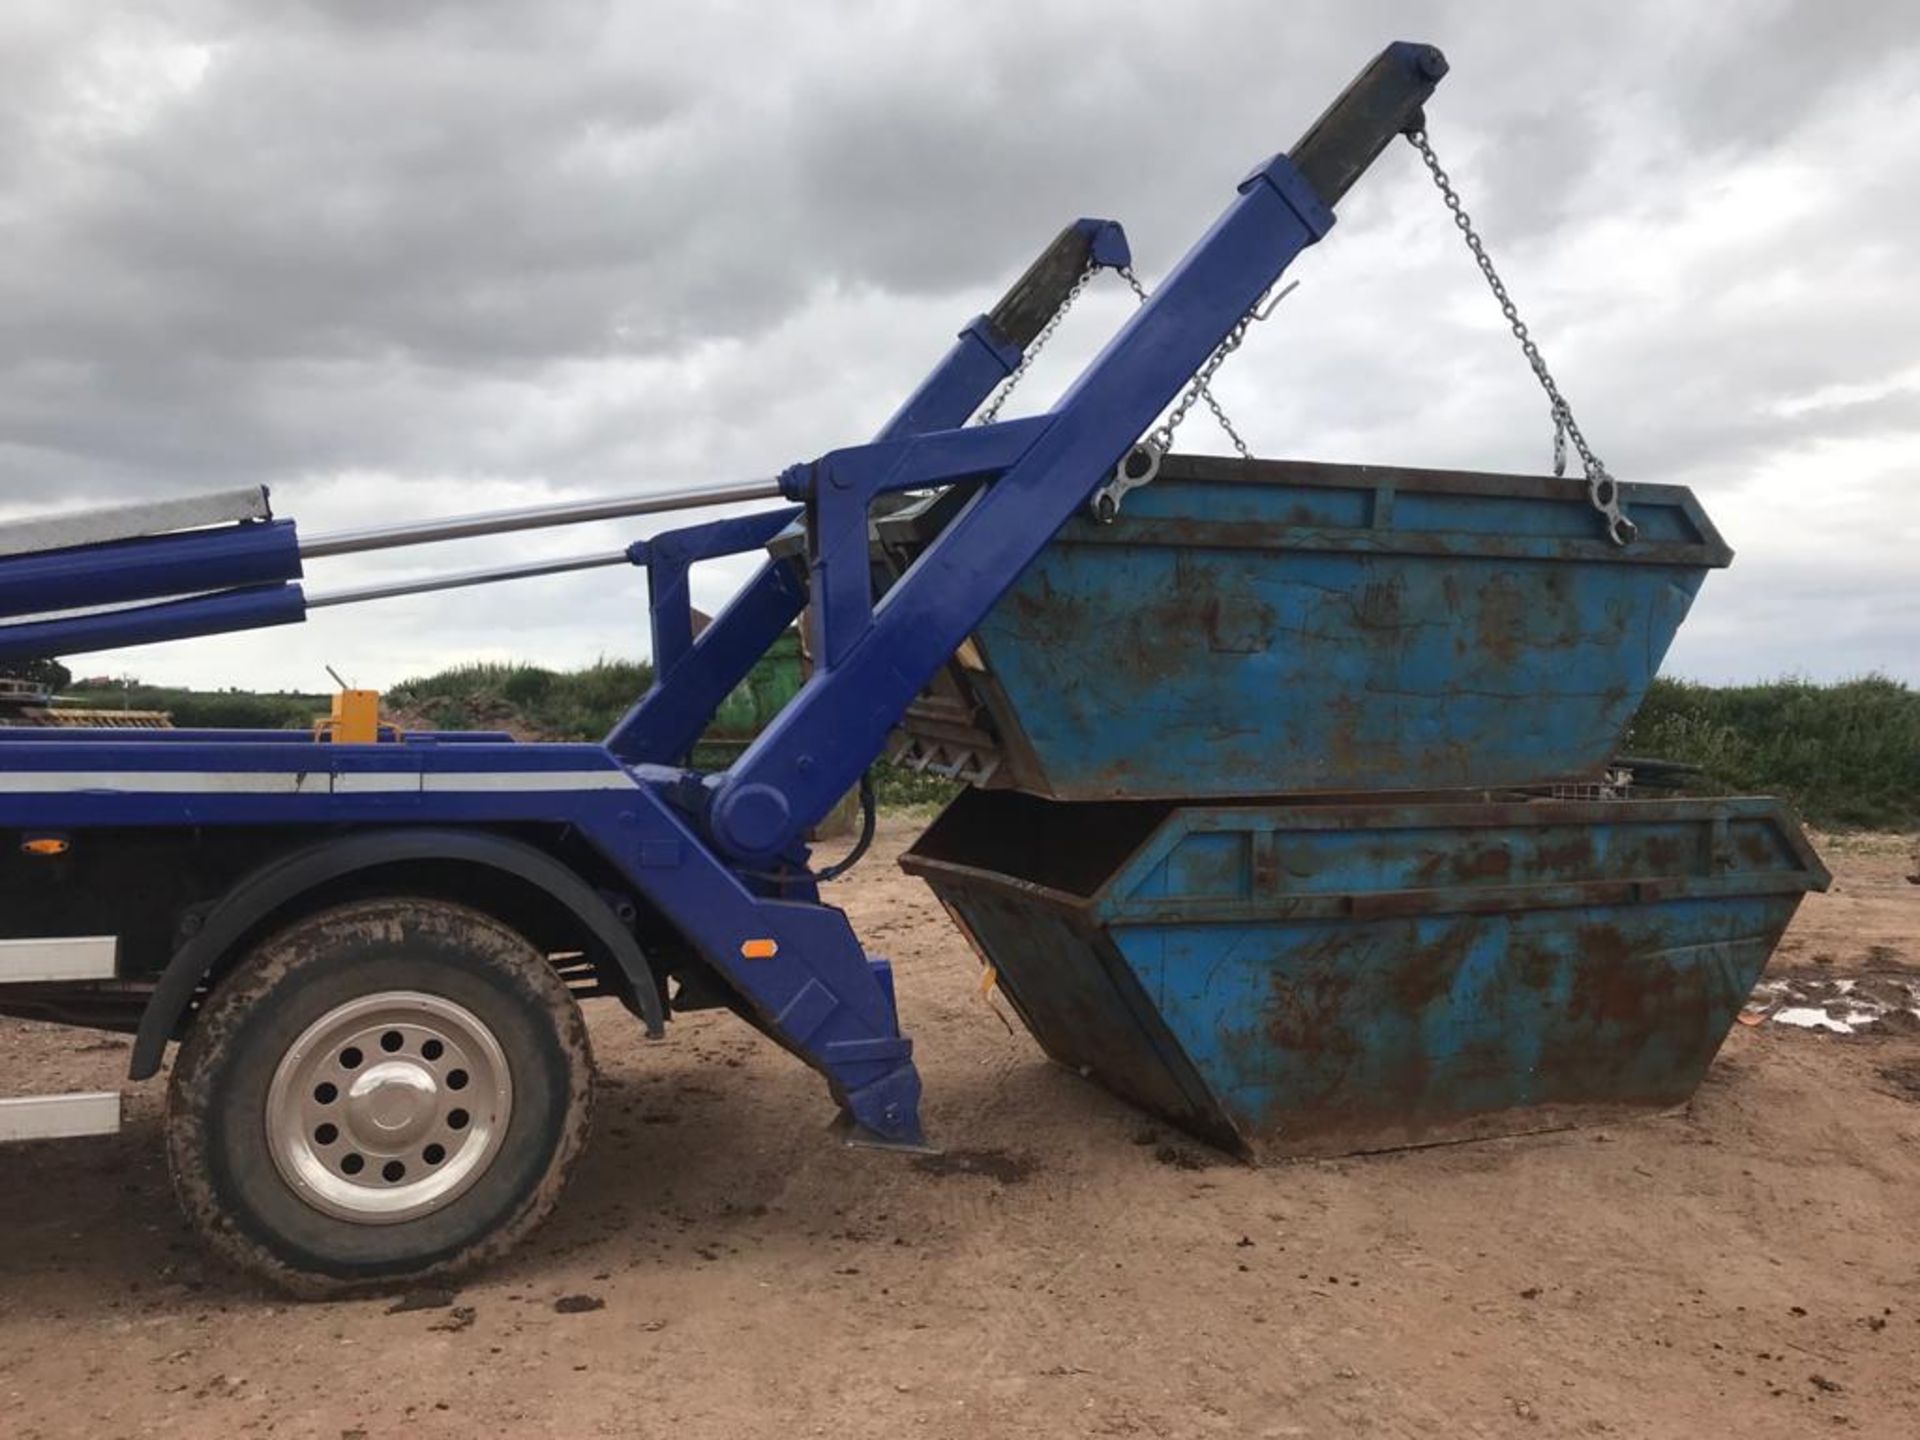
[1,819,1916,1440]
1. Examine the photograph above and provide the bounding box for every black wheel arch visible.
[129,827,665,1080]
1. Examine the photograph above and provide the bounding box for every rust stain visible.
[1262,964,1361,1060]
[1639,834,1689,875]
[1511,935,1557,991]
[1352,577,1405,631]
[1473,574,1528,667]
[1534,832,1596,876]
[1413,847,1446,886]
[1391,923,1474,1011]
[1196,591,1278,654]
[1319,692,1379,779]
[1006,568,1061,622]
[1417,841,1513,886]
[1566,923,1683,1026]
[1452,844,1514,884]
[1164,835,1248,899]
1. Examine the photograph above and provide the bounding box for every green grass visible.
[1622,675,1920,830]
[386,659,954,805]
[65,680,324,730]
[385,660,652,739]
[871,764,963,809]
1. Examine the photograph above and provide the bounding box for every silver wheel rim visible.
[266,991,513,1225]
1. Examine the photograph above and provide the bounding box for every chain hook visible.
[986,252,1290,520]
[1251,279,1300,322]
[1092,440,1164,524]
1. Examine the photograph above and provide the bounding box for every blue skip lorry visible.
[0,43,1827,1295]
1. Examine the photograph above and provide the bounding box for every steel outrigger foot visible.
[827,1049,932,1150]
[830,1108,941,1156]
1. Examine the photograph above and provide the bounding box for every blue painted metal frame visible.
[625,508,803,677]
[0,518,302,621]
[604,556,810,766]
[0,519,307,664]
[0,583,307,664]
[702,40,1447,851]
[0,735,928,1140]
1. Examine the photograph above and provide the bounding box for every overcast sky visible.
[3,0,1916,692]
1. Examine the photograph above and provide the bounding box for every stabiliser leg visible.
[572,790,929,1147]
[595,223,1129,1145]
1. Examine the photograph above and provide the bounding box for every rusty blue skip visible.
[887,455,1733,797]
[904,791,1829,1157]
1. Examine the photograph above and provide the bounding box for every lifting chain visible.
[1090,267,1294,521]
[1117,266,1286,460]
[975,251,1290,520]
[975,259,1101,426]
[1405,127,1636,546]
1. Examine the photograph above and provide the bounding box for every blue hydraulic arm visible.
[878,216,1132,437]
[706,41,1448,860]
[604,217,1130,766]
[0,584,307,663]
[0,518,306,665]
[0,518,302,621]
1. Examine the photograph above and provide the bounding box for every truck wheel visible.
[166,898,593,1297]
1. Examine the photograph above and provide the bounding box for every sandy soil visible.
[1,819,1916,1440]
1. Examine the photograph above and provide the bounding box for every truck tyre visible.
[166,898,593,1297]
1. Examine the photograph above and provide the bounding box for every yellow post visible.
[317,689,382,744]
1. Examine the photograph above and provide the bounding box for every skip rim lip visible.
[902,790,1833,925]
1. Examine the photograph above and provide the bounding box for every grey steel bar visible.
[299,478,785,559]
[306,549,633,609]
[0,486,272,559]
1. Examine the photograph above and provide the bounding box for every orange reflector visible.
[740,938,779,960]
[21,837,70,856]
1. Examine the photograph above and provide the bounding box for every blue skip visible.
[886,454,1731,797]
[905,791,1829,1157]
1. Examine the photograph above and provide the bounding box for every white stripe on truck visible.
[0,1092,122,1143]
[0,935,117,984]
[0,770,637,795]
